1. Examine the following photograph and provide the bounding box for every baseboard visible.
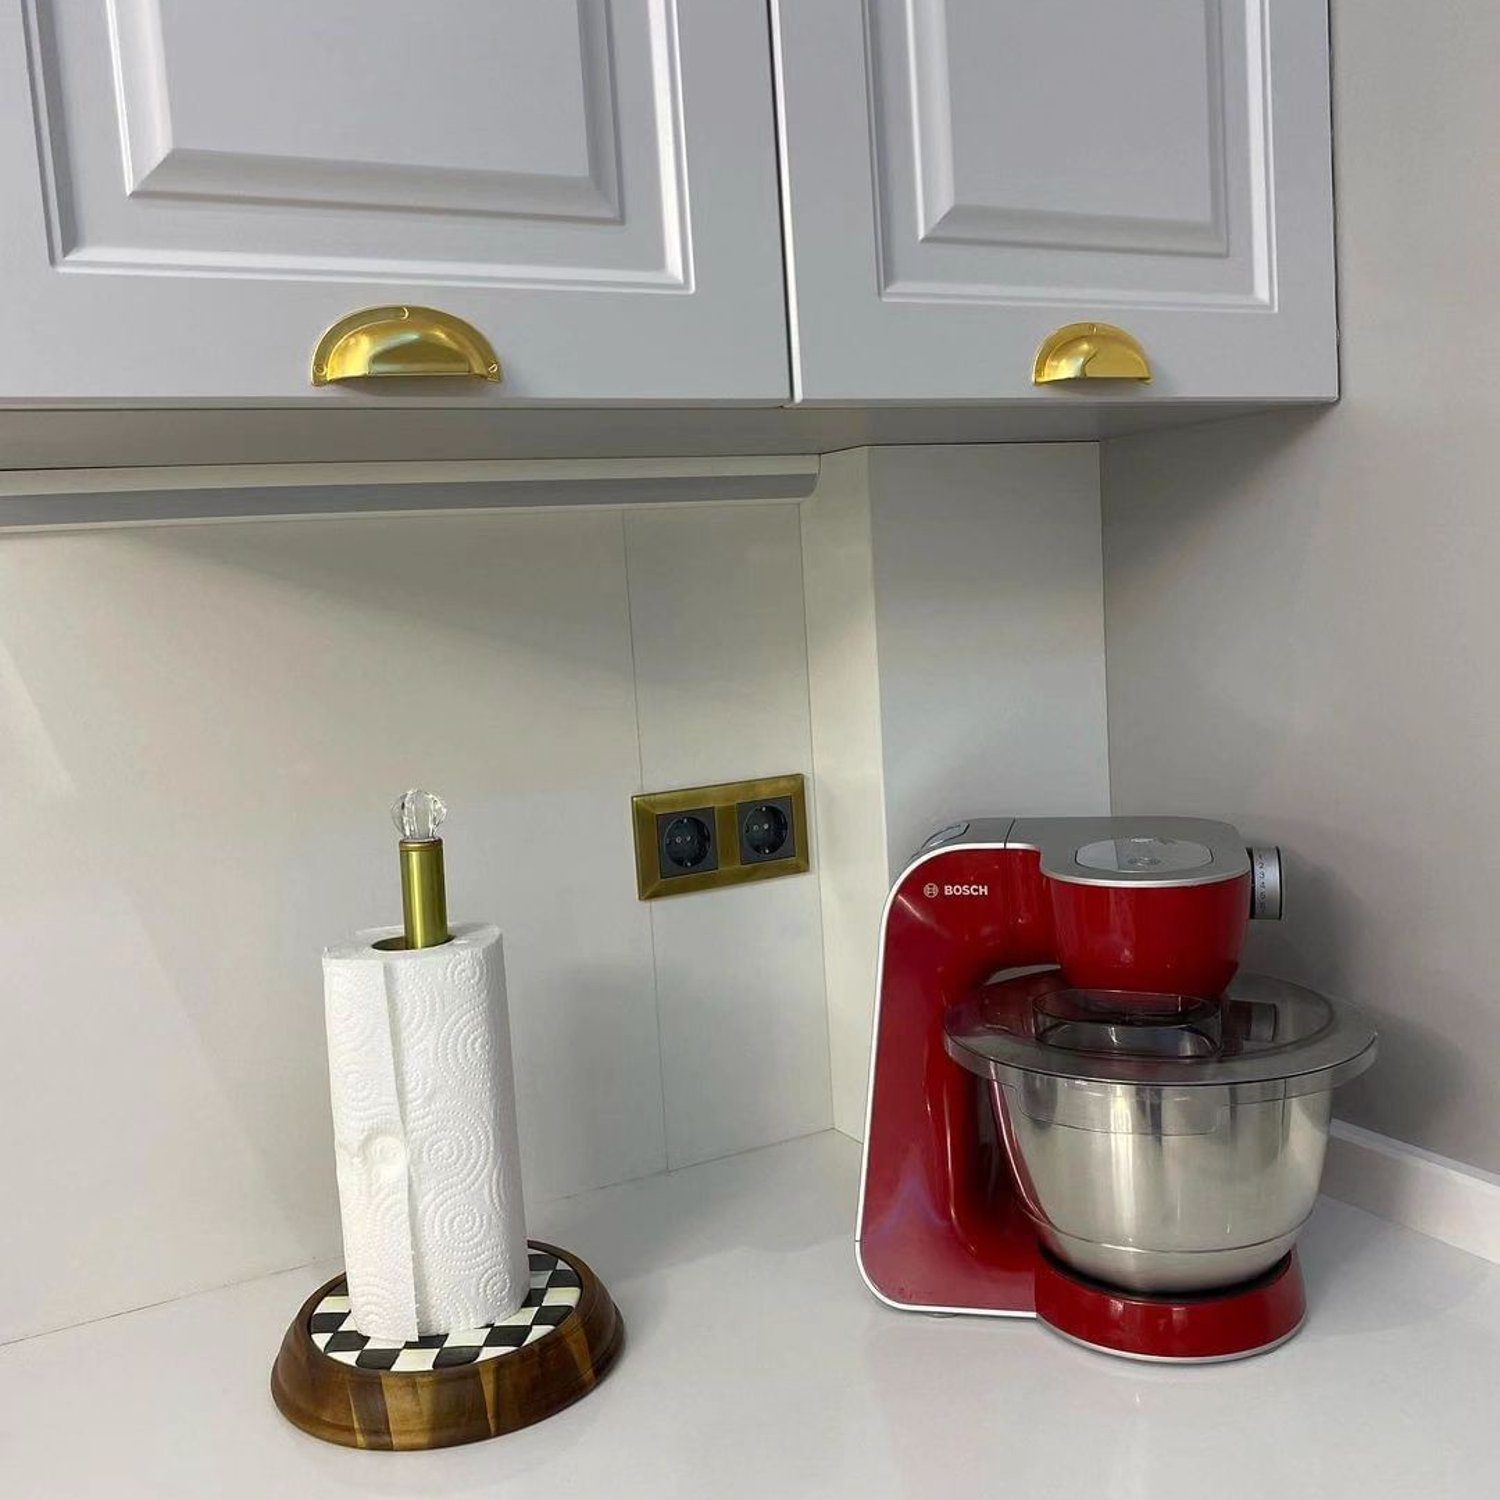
[1323,1120,1500,1265]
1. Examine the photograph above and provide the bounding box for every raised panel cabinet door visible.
[772,0,1337,402]
[0,1,788,402]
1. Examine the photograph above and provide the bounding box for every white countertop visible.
[3,1130,1496,1499]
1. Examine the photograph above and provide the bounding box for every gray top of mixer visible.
[1009,816,1251,889]
[945,972,1378,1096]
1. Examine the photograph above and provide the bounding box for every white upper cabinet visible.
[0,1,789,403]
[772,0,1337,403]
[0,1,1338,419]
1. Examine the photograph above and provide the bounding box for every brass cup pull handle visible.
[311,306,502,385]
[1033,322,1152,385]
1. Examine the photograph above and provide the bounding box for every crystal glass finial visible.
[391,788,447,842]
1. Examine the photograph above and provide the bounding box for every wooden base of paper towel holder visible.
[271,1240,623,1450]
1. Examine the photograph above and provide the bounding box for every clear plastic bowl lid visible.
[944,971,1378,1094]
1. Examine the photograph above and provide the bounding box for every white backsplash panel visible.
[625,506,831,1167]
[0,500,820,1341]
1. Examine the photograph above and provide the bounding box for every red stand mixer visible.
[856,816,1377,1361]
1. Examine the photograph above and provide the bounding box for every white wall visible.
[865,446,1111,871]
[804,445,1111,1137]
[0,501,828,1343]
[1100,0,1500,1173]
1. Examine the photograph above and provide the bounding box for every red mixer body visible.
[855,816,1297,1360]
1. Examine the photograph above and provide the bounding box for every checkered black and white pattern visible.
[309,1250,582,1372]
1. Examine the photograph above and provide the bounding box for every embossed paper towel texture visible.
[322,923,530,1341]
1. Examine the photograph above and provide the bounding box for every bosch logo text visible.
[925,882,989,897]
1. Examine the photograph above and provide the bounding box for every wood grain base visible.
[270,1241,623,1450]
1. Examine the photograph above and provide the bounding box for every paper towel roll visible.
[322,923,529,1342]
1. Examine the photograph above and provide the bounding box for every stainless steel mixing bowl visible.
[945,973,1378,1295]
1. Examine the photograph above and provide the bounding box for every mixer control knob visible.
[1248,846,1283,920]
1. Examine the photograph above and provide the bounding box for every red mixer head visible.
[856,816,1292,1355]
[1039,820,1262,1001]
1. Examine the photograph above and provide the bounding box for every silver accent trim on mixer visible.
[1249,845,1284,919]
[1048,1319,1306,1364]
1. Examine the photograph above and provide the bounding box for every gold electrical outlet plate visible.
[632,774,810,900]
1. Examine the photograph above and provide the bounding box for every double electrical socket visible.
[632,773,810,900]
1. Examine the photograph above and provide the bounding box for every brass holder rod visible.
[399,838,451,949]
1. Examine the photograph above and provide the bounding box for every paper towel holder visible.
[284,794,626,1448]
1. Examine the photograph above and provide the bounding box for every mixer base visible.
[1034,1249,1306,1363]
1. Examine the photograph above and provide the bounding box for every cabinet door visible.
[1,1,787,403]
[773,0,1336,402]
